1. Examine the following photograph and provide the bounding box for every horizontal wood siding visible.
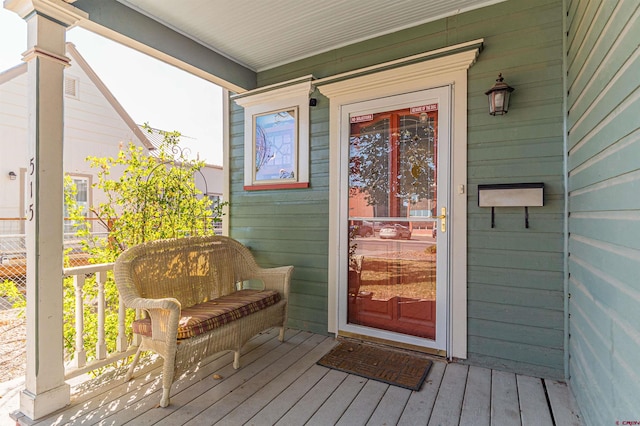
[459,0,565,379]
[566,0,640,424]
[229,100,330,335]
[230,0,566,377]
[465,0,564,379]
[0,71,28,218]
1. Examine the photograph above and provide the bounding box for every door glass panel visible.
[347,105,439,340]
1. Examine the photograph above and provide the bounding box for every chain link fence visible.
[1,218,109,309]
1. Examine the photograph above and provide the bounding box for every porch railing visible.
[2,216,223,377]
[62,263,139,380]
[0,219,110,309]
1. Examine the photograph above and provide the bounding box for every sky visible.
[0,8,224,166]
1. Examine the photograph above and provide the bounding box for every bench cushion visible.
[132,289,282,339]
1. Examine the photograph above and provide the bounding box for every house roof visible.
[138,124,204,163]
[65,43,155,151]
[0,42,155,152]
[0,62,27,85]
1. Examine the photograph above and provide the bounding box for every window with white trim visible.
[64,176,89,234]
[232,76,314,190]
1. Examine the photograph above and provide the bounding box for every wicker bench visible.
[114,235,292,407]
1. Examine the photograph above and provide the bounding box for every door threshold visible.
[337,330,447,358]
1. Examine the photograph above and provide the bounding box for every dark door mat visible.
[317,340,433,390]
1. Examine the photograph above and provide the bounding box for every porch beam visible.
[3,0,87,420]
[71,0,257,92]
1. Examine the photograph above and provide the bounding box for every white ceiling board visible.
[117,0,505,71]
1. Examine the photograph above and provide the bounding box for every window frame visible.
[252,106,299,184]
[232,76,313,190]
[63,174,92,234]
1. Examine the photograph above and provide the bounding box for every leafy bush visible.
[0,279,26,309]
[30,125,225,365]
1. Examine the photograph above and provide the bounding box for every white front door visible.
[338,86,451,353]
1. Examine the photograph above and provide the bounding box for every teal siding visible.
[463,0,565,379]
[229,0,566,378]
[566,0,640,423]
[229,99,330,335]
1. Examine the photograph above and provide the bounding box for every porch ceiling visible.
[115,0,505,72]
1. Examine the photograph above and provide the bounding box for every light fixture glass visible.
[485,73,514,115]
[8,171,17,180]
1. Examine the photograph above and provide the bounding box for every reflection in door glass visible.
[347,105,439,339]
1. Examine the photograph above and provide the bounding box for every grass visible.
[357,256,436,301]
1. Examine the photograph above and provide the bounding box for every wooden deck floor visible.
[14,328,583,425]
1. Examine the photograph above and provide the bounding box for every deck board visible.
[274,369,348,425]
[247,363,330,425]
[491,370,522,426]
[545,379,583,426]
[217,335,335,425]
[118,330,277,426]
[397,360,446,425]
[165,331,318,426]
[459,365,491,426]
[335,379,388,426]
[428,363,469,426]
[305,374,368,426]
[14,329,584,426]
[367,385,412,426]
[517,374,554,426]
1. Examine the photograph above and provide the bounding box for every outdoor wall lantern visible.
[485,73,514,115]
[8,171,16,180]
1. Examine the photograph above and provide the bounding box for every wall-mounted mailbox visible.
[478,183,544,228]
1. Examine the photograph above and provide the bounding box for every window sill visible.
[244,182,309,191]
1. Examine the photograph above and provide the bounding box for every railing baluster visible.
[63,263,137,380]
[96,271,107,360]
[73,274,87,368]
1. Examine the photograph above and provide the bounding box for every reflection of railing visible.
[348,216,438,232]
[349,216,435,223]
[62,263,139,379]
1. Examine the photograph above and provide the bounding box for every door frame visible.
[338,87,451,352]
[316,40,481,360]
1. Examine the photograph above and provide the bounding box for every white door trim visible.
[338,87,450,351]
[317,44,479,359]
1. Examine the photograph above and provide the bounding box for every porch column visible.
[4,0,87,420]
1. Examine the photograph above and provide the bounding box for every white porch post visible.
[4,0,87,420]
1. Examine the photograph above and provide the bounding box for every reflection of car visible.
[379,224,412,239]
[350,222,374,237]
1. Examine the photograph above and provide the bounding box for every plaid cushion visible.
[132,289,282,339]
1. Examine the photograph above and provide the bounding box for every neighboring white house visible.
[0,43,222,234]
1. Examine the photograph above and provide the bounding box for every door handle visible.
[435,207,446,233]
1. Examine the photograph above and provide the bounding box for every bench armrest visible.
[254,265,293,299]
[128,297,181,343]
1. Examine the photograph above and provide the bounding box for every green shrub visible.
[59,125,226,364]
